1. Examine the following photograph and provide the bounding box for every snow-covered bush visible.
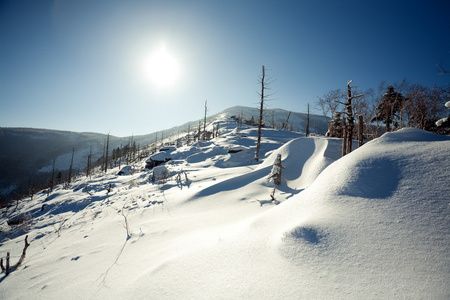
[152,165,170,182]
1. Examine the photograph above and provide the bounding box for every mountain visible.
[0,106,328,200]
[0,128,137,199]
[0,116,448,299]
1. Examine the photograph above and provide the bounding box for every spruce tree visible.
[371,86,405,132]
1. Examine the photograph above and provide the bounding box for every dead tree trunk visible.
[345,81,354,154]
[306,103,310,136]
[203,100,208,141]
[104,133,110,173]
[255,65,266,162]
[283,111,291,130]
[272,111,275,129]
[87,146,92,177]
[67,147,74,185]
[1,235,30,276]
[342,119,347,157]
[358,115,364,147]
[341,80,363,156]
[50,157,55,192]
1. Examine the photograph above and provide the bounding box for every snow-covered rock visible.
[117,165,133,175]
[227,144,249,153]
[145,151,171,168]
[159,146,176,153]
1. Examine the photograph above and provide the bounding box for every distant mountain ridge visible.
[0,106,328,200]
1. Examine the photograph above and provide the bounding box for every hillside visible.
[0,106,327,200]
[0,113,448,299]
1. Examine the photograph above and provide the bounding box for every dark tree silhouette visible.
[371,86,406,132]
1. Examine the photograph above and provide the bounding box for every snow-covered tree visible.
[435,101,450,133]
[269,154,282,185]
[326,112,345,138]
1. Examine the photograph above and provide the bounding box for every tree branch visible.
[13,235,30,269]
[437,60,450,75]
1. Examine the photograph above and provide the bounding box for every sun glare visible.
[144,45,180,88]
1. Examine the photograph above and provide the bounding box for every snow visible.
[436,116,448,127]
[146,151,171,163]
[117,165,133,176]
[151,165,170,181]
[1,119,449,299]
[159,146,177,153]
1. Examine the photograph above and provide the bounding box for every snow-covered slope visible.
[0,106,328,199]
[1,123,448,299]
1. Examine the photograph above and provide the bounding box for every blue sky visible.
[1,0,449,137]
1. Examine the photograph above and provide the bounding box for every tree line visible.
[318,79,450,147]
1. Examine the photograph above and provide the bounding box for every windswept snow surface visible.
[1,124,449,299]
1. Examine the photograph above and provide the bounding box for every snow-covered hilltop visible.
[1,115,449,299]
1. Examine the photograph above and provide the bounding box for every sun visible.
[143,45,180,88]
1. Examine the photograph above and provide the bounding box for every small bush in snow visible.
[152,166,170,182]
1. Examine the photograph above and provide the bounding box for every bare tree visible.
[49,157,55,192]
[282,111,291,130]
[186,124,191,146]
[306,103,310,136]
[344,80,363,154]
[1,235,30,276]
[67,147,74,187]
[341,118,347,157]
[335,80,363,156]
[255,65,274,162]
[404,84,449,132]
[86,146,92,178]
[153,132,158,154]
[317,89,343,128]
[104,133,110,173]
[203,100,208,141]
[358,115,364,147]
[352,87,377,141]
[437,60,450,75]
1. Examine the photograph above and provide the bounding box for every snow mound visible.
[146,151,170,162]
[257,136,342,189]
[127,129,449,299]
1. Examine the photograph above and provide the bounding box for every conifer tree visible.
[371,85,405,132]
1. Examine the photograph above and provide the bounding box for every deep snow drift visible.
[1,119,449,299]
